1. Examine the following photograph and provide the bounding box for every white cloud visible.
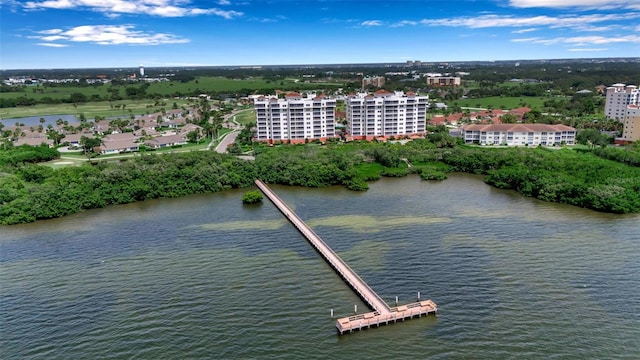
[22,0,243,18]
[512,28,537,34]
[40,35,67,41]
[361,20,383,26]
[37,28,64,34]
[31,25,190,45]
[37,43,69,47]
[218,0,230,5]
[568,48,608,51]
[511,37,541,43]
[416,13,640,29]
[509,0,640,10]
[512,34,640,45]
[391,20,418,27]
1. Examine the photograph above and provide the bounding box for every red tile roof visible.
[462,123,575,132]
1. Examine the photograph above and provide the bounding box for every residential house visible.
[99,139,139,154]
[180,124,203,135]
[143,134,187,149]
[64,132,95,146]
[14,137,54,147]
[102,132,138,142]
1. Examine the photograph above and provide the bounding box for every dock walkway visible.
[255,180,436,334]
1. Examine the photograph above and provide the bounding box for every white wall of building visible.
[605,84,639,121]
[462,124,576,146]
[254,94,336,142]
[346,91,428,137]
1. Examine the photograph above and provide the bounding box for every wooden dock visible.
[255,180,437,335]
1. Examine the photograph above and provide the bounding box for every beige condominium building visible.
[621,105,640,142]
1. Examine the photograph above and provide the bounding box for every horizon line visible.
[2,57,639,72]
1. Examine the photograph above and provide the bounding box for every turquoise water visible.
[1,175,639,359]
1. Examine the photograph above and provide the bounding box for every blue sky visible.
[1,0,639,69]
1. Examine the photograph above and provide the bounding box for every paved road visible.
[214,130,240,153]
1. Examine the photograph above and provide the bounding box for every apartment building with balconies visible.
[253,93,336,143]
[605,84,639,121]
[345,90,428,140]
[461,123,576,146]
[426,76,461,87]
[621,105,640,143]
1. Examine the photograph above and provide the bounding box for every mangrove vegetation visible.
[2,136,640,225]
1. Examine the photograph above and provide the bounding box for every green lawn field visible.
[1,76,346,119]
[0,99,196,120]
[234,109,256,125]
[449,96,547,110]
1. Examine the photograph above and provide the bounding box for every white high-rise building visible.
[345,90,428,139]
[139,65,145,77]
[253,93,336,143]
[605,84,639,121]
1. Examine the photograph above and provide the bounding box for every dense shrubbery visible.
[241,190,263,204]
[0,145,59,166]
[441,147,640,214]
[592,145,640,167]
[254,146,358,187]
[0,152,257,224]
[2,138,640,224]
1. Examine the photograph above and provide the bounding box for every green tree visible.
[80,136,102,158]
[186,130,201,143]
[500,113,517,124]
[47,130,66,146]
[241,190,263,204]
[576,128,608,150]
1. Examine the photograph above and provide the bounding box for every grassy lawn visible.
[234,109,255,125]
[146,76,344,95]
[0,75,347,119]
[354,162,385,179]
[449,96,547,110]
[0,99,194,120]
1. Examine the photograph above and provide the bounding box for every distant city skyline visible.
[1,0,639,70]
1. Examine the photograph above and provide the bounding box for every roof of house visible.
[103,132,137,142]
[144,134,186,146]
[462,123,576,132]
[374,89,391,96]
[508,107,531,115]
[14,137,53,146]
[180,124,203,134]
[100,139,139,151]
[64,132,94,142]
